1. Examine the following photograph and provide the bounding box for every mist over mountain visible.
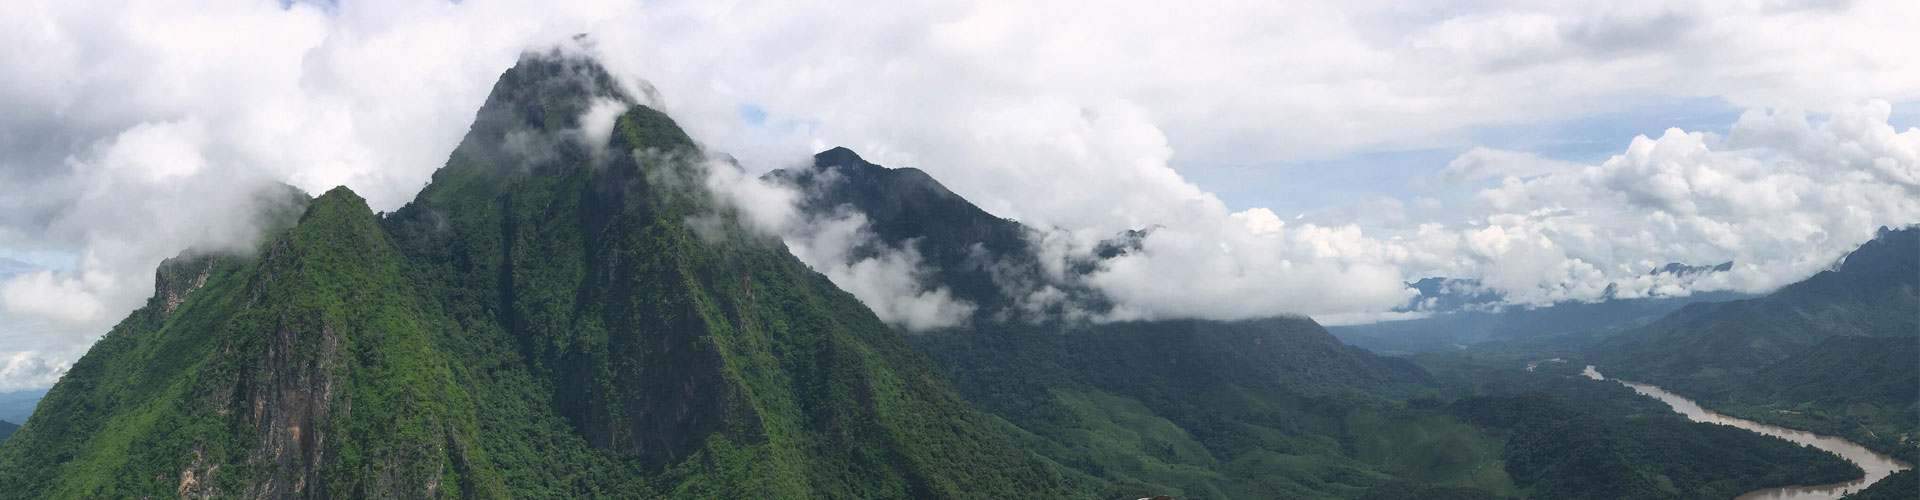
[1327,257,1750,355]
[1587,226,1920,462]
[764,147,1507,497]
[0,52,1081,498]
[762,146,1136,327]
[1595,226,1918,382]
[754,135,1908,498]
[0,8,1916,496]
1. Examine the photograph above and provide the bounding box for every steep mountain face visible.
[769,152,1511,499]
[0,52,1076,498]
[1591,226,1920,461]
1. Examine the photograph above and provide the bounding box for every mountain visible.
[0,51,1078,498]
[0,390,45,424]
[1594,226,1918,386]
[770,150,1525,498]
[1402,277,1505,314]
[910,319,1490,499]
[1399,260,1731,317]
[1329,290,1748,355]
[765,148,1110,323]
[1591,225,1920,461]
[1330,264,1749,355]
[768,147,1889,498]
[1648,261,1733,278]
[0,421,15,444]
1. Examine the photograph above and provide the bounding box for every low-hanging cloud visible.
[703,159,977,330]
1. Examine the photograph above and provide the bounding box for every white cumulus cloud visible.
[2,0,1918,389]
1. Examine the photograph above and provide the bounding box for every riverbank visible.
[1582,366,1913,499]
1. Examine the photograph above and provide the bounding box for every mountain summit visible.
[0,51,1074,498]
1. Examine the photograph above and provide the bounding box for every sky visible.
[1,0,1918,389]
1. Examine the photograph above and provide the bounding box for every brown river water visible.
[1579,365,1912,499]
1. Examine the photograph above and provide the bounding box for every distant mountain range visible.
[1331,290,1750,355]
[0,390,44,424]
[1396,259,1734,316]
[1330,255,1751,355]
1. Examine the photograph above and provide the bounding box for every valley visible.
[1580,365,1910,499]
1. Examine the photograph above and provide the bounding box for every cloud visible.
[1072,219,1421,321]
[569,0,1920,322]
[0,271,106,326]
[0,0,629,390]
[702,159,976,330]
[4,0,1920,387]
[0,352,67,393]
[784,212,978,330]
[1460,101,1920,303]
[1439,147,1585,184]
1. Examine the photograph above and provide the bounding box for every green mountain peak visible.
[0,51,1077,498]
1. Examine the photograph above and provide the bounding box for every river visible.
[1579,365,1911,499]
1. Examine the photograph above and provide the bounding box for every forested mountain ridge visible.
[0,51,1080,498]
[1591,225,1920,461]
[1597,226,1916,372]
[774,146,1903,498]
[1593,226,1917,390]
[771,147,1512,498]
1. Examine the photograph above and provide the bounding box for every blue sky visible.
[1184,96,1745,218]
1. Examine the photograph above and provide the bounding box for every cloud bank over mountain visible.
[2,0,1918,385]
